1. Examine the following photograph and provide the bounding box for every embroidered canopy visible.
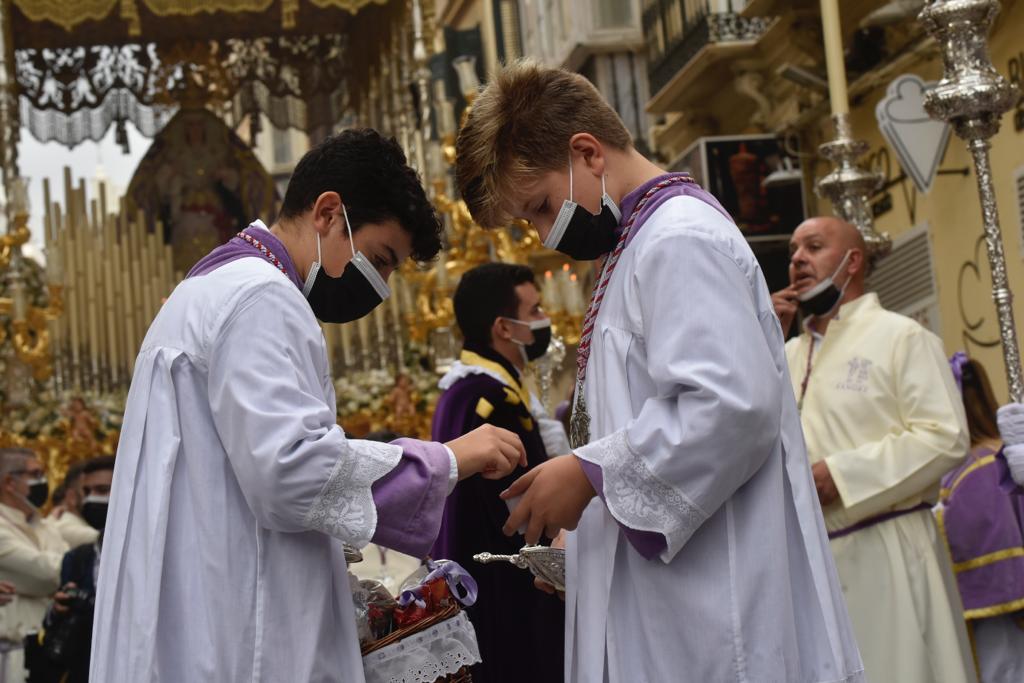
[8,0,402,147]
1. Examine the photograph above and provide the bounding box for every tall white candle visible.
[819,0,849,116]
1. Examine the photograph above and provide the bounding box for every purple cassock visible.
[431,346,564,683]
[188,221,453,558]
[939,445,1024,619]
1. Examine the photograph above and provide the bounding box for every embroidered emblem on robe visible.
[476,397,494,419]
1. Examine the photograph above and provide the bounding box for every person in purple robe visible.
[90,130,527,683]
[431,263,566,683]
[940,353,1024,682]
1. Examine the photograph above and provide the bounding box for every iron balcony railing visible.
[643,0,772,96]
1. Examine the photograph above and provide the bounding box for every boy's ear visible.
[311,191,342,236]
[569,133,606,177]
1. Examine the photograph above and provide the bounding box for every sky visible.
[17,123,151,261]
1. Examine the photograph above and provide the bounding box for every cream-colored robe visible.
[785,293,975,683]
[53,511,99,549]
[0,503,68,681]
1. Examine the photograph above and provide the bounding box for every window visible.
[595,0,634,28]
[273,128,292,167]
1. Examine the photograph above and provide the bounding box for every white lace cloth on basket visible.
[362,610,481,683]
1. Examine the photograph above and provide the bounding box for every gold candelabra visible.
[0,181,64,388]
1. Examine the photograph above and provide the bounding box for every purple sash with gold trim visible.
[939,446,1024,618]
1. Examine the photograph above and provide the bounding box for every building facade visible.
[644,0,1024,401]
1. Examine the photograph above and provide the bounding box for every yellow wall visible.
[823,0,1024,402]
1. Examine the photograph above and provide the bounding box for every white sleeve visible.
[207,283,401,547]
[0,525,63,596]
[575,228,784,562]
[530,394,571,457]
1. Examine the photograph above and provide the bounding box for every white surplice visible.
[786,293,976,683]
[569,195,863,682]
[91,257,406,683]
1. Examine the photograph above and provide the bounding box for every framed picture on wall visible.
[671,134,807,239]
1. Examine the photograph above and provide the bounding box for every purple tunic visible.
[577,173,733,560]
[940,445,1024,618]
[189,221,452,558]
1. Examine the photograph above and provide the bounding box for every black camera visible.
[40,587,95,665]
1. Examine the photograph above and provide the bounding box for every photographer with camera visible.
[40,456,112,683]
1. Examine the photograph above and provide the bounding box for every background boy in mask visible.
[431,262,568,683]
[49,462,99,550]
[41,455,114,683]
[0,447,67,682]
[454,59,862,683]
[91,129,526,683]
[773,216,975,683]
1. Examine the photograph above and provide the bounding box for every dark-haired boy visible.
[456,61,864,682]
[432,262,567,683]
[91,130,526,682]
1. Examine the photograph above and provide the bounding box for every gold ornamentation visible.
[11,0,117,34]
[12,0,386,34]
[953,546,1024,574]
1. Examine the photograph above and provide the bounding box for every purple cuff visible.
[370,438,452,558]
[577,457,667,560]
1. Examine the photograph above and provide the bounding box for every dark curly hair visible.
[280,129,443,262]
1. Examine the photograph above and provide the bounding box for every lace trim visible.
[362,610,481,683]
[576,429,708,560]
[302,438,402,548]
[437,361,507,391]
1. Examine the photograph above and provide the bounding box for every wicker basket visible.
[360,603,474,682]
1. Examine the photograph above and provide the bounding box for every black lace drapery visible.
[15,32,351,148]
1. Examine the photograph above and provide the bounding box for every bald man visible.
[773,217,976,683]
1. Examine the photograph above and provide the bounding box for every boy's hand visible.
[447,425,527,480]
[534,531,566,600]
[500,455,596,544]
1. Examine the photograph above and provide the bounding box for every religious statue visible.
[65,396,98,445]
[127,108,277,273]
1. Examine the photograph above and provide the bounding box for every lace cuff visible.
[575,429,708,562]
[362,610,481,683]
[303,438,403,548]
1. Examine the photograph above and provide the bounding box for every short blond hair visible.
[455,59,633,228]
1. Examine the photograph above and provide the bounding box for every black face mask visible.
[302,206,391,324]
[543,159,621,261]
[81,495,109,530]
[26,479,49,508]
[506,318,553,362]
[798,250,852,317]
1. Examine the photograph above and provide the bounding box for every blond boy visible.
[456,60,864,683]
